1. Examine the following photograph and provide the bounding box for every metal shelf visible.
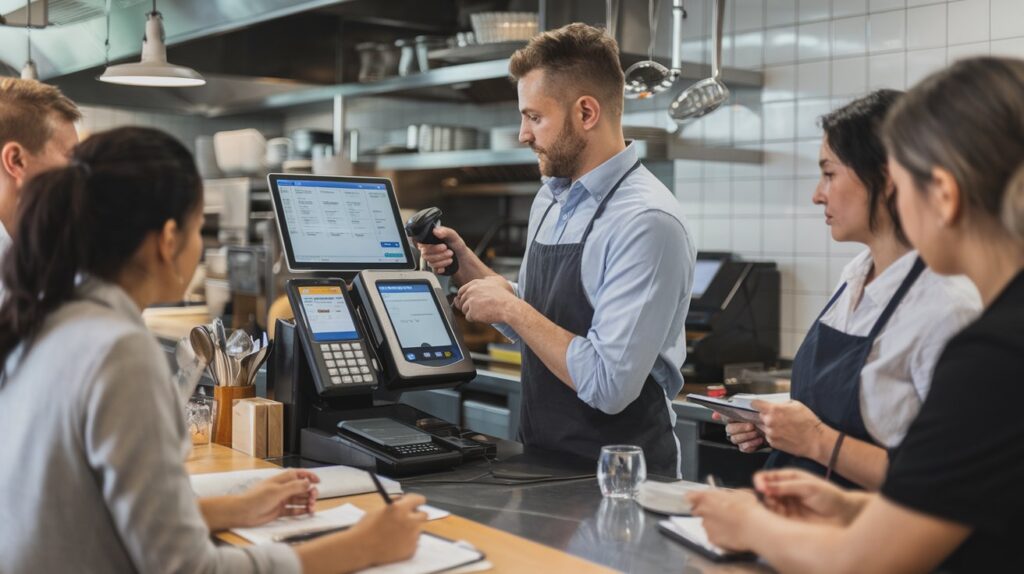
[208,52,764,117]
[366,137,762,172]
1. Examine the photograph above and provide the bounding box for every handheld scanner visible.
[405,207,459,276]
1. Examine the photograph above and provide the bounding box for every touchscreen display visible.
[275,178,409,266]
[377,282,462,364]
[297,286,359,342]
[692,259,723,299]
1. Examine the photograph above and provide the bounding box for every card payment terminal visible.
[285,280,378,397]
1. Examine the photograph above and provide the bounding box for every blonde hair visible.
[1002,163,1024,242]
[0,78,80,153]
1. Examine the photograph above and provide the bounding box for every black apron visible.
[518,160,680,477]
[766,257,926,487]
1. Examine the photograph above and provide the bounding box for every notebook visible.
[233,503,451,545]
[658,517,757,563]
[190,465,402,499]
[358,533,485,574]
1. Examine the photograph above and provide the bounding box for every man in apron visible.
[416,24,695,477]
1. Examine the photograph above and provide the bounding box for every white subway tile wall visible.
[670,0,1024,358]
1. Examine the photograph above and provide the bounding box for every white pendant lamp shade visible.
[20,60,38,80]
[99,11,205,87]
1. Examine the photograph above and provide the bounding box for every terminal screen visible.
[297,285,360,342]
[692,259,723,299]
[377,282,461,365]
[275,178,409,266]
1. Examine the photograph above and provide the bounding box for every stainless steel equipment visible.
[670,0,730,122]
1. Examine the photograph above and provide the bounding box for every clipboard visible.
[685,394,763,424]
[658,518,757,563]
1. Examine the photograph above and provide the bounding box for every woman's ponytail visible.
[0,165,90,364]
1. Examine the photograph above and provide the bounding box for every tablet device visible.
[686,394,762,424]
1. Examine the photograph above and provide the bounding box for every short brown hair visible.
[0,78,80,154]
[509,23,625,116]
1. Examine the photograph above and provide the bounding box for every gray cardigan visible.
[0,279,301,573]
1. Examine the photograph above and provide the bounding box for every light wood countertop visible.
[186,444,617,574]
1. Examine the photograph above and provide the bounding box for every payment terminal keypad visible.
[315,341,376,386]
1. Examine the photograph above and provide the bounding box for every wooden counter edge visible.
[186,444,617,574]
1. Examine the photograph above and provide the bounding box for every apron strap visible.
[528,200,559,247]
[867,256,926,339]
[581,159,643,243]
[816,282,848,322]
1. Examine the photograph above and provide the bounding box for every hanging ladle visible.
[623,0,685,99]
[670,0,730,122]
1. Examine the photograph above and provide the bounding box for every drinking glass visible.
[597,445,646,499]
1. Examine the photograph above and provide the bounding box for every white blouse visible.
[818,249,982,448]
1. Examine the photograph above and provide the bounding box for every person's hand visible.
[754,469,863,526]
[752,399,832,460]
[414,226,468,276]
[231,469,320,528]
[454,276,519,324]
[687,489,764,552]
[712,411,766,453]
[347,494,428,566]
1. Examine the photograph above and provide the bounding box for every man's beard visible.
[531,115,587,178]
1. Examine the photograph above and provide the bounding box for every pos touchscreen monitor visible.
[268,174,416,272]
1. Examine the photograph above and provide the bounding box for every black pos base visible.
[268,318,485,476]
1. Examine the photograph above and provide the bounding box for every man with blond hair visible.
[417,24,695,476]
[0,78,80,263]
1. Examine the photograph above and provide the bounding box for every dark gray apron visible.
[518,160,679,476]
[766,257,926,487]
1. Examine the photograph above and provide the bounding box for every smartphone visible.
[685,394,762,424]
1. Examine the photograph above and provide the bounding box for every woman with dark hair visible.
[690,56,1024,573]
[0,127,426,574]
[720,90,981,490]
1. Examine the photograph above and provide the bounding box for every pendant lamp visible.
[99,0,205,87]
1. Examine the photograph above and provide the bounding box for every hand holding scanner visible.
[406,207,459,276]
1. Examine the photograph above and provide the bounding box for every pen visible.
[275,525,349,545]
[368,470,392,505]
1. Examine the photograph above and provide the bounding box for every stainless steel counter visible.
[396,443,771,574]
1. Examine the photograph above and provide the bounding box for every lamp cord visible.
[104,0,111,66]
[25,0,30,62]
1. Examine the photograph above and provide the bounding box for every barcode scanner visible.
[405,207,459,276]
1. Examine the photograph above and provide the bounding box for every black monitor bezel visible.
[268,173,416,272]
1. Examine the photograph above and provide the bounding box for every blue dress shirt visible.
[497,143,696,415]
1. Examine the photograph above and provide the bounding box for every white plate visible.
[636,480,712,516]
